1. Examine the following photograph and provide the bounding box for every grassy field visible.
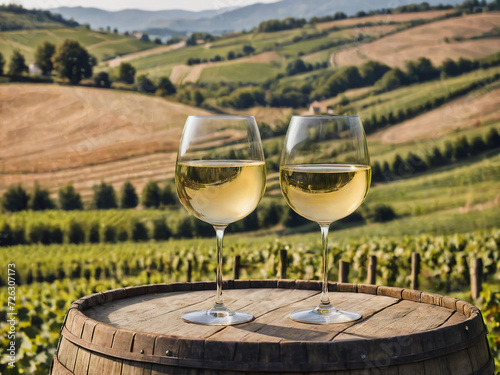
[0,27,157,63]
[198,61,283,83]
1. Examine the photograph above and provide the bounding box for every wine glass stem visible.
[214,226,227,305]
[319,223,331,305]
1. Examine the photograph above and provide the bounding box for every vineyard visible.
[0,229,499,373]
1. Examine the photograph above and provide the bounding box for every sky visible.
[8,0,281,11]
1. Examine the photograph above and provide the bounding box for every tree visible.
[141,181,161,208]
[67,221,85,244]
[131,221,149,242]
[103,225,117,243]
[194,90,204,107]
[88,223,100,243]
[359,60,390,85]
[92,182,118,209]
[242,45,255,55]
[53,40,95,84]
[0,52,6,75]
[2,185,29,212]
[286,59,309,76]
[154,37,162,44]
[153,219,171,241]
[34,41,56,75]
[427,147,447,167]
[120,181,138,209]
[453,136,470,160]
[227,51,236,60]
[8,50,28,76]
[405,57,439,83]
[441,58,459,78]
[94,71,111,88]
[486,127,500,149]
[58,184,83,210]
[376,68,406,91]
[470,136,486,155]
[161,184,177,205]
[371,161,383,182]
[30,182,55,210]
[282,207,309,228]
[118,62,136,84]
[373,204,396,222]
[156,76,176,96]
[135,74,156,93]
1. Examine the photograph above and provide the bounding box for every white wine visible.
[176,160,266,226]
[280,164,371,224]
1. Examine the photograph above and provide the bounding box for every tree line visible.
[0,40,176,97]
[1,180,177,213]
[371,128,500,183]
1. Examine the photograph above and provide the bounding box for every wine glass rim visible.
[187,115,255,120]
[292,115,359,119]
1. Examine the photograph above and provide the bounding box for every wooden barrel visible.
[51,280,494,375]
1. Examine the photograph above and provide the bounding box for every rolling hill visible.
[332,12,500,68]
[0,85,211,199]
[0,26,158,63]
[51,0,464,34]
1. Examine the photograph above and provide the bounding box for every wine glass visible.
[175,115,266,325]
[279,115,371,324]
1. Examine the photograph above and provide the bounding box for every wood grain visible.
[51,281,493,375]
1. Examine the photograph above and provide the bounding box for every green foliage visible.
[0,52,4,75]
[282,207,310,227]
[94,71,111,88]
[102,225,117,243]
[67,221,85,244]
[118,62,136,84]
[58,184,83,210]
[120,181,138,209]
[376,68,407,91]
[405,57,440,83]
[30,182,55,211]
[194,90,204,107]
[34,41,56,75]
[141,181,161,208]
[8,49,28,76]
[92,182,118,209]
[135,74,156,93]
[2,184,29,212]
[486,128,500,149]
[88,223,100,243]
[156,76,176,96]
[53,39,95,84]
[153,219,171,241]
[161,184,177,206]
[373,204,397,222]
[131,221,149,242]
[242,45,255,55]
[258,17,306,32]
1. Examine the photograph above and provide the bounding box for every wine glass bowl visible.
[280,115,371,324]
[175,115,266,325]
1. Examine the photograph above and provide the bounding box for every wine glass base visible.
[290,303,362,324]
[182,305,254,326]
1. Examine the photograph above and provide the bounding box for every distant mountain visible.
[52,0,465,34]
[50,6,235,32]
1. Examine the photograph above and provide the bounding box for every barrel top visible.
[59,281,488,372]
[73,280,478,343]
